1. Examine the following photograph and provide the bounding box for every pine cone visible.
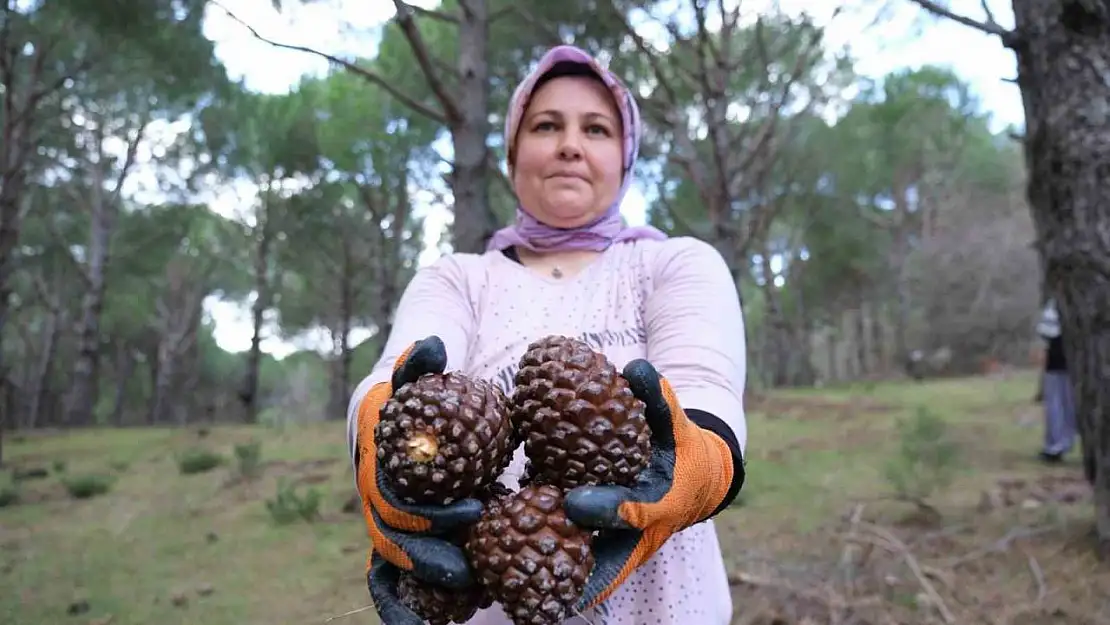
[511,335,651,490]
[376,371,516,505]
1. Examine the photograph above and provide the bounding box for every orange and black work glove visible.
[563,358,746,611]
[354,336,485,625]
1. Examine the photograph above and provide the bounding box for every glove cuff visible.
[686,409,745,520]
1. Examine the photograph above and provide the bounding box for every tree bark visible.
[150,261,209,425]
[110,346,135,426]
[241,184,276,423]
[1009,0,1110,556]
[869,298,886,373]
[450,0,496,253]
[66,200,113,426]
[65,117,145,427]
[854,294,868,377]
[26,309,61,429]
[329,244,354,421]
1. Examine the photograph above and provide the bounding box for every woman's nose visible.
[557,133,584,160]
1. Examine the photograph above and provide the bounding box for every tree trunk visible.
[111,347,135,426]
[1012,0,1110,557]
[451,0,496,254]
[66,192,114,427]
[854,302,868,377]
[891,185,913,364]
[65,116,144,427]
[329,250,354,421]
[146,346,160,425]
[869,299,886,373]
[841,309,857,379]
[152,260,209,425]
[149,336,176,425]
[0,59,35,445]
[27,309,61,429]
[177,303,204,426]
[0,191,19,462]
[241,187,275,423]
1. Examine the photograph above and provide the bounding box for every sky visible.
[195,0,1022,358]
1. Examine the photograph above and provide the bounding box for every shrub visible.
[265,479,321,525]
[178,449,224,475]
[883,405,962,513]
[0,484,19,508]
[233,440,263,478]
[63,474,113,499]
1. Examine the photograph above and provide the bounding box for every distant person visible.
[345,45,746,624]
[1035,298,1075,463]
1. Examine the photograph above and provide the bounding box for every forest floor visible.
[2,369,1108,625]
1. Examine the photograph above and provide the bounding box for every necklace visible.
[551,265,564,279]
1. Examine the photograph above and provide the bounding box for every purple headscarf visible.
[485,45,667,253]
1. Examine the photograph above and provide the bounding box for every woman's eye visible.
[587,124,611,136]
[533,121,557,132]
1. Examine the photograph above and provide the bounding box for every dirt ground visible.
[1,369,1108,625]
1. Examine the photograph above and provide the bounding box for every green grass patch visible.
[3,370,1105,625]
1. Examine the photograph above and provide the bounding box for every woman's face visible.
[511,75,625,229]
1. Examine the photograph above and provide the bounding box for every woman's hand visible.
[354,336,485,624]
[563,358,745,611]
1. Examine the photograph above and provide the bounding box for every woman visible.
[347,45,747,624]
[1035,298,1075,463]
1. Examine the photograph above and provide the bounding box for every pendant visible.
[551,266,564,279]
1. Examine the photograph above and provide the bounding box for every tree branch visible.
[390,0,463,125]
[908,0,1019,47]
[107,118,148,207]
[212,2,446,125]
[689,1,730,223]
[489,6,515,23]
[510,5,565,47]
[602,1,706,200]
[726,24,823,198]
[43,212,92,287]
[407,4,458,23]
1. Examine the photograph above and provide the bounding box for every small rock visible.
[67,599,90,616]
[170,591,188,607]
[196,583,214,597]
[341,544,360,554]
[1021,498,1041,510]
[205,532,219,543]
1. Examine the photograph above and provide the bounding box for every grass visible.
[1,369,1106,625]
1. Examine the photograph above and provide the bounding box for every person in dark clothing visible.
[1036,299,1076,463]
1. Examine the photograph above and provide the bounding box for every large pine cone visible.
[376,371,515,505]
[397,570,494,625]
[466,484,594,625]
[396,478,515,624]
[511,335,651,490]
